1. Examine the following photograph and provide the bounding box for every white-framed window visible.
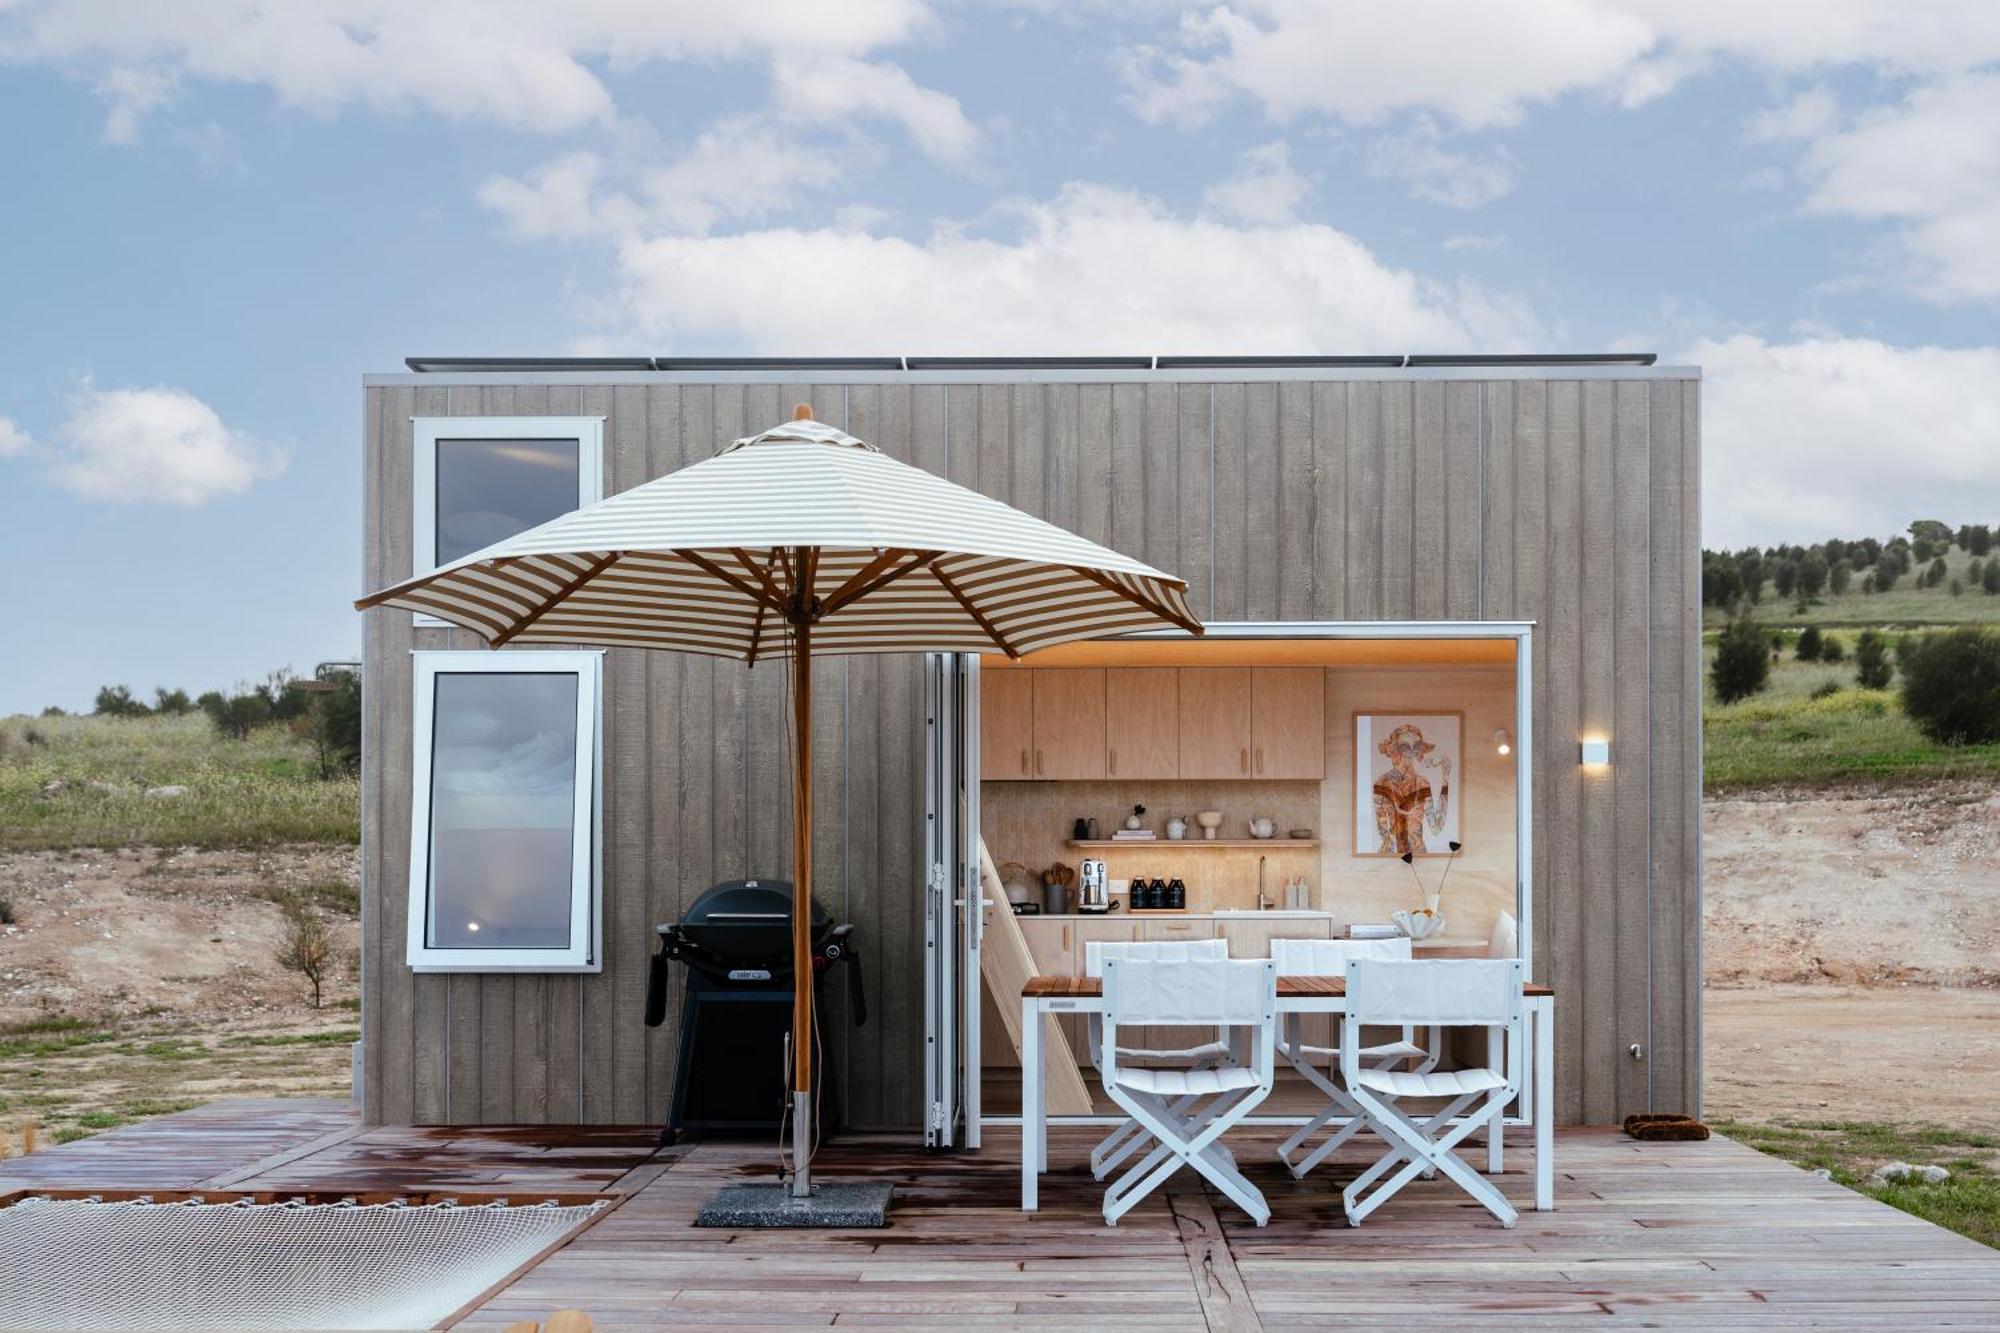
[412,417,604,621]
[406,650,602,973]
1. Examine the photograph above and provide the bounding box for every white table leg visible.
[1022,996,1041,1211]
[1533,998,1554,1210]
[1487,1023,1505,1175]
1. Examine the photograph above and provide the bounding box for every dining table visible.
[1019,973,1557,1212]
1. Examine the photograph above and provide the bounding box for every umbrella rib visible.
[820,548,908,611]
[821,550,940,616]
[492,550,625,647]
[747,599,768,667]
[1068,565,1204,635]
[729,547,786,608]
[932,560,1020,658]
[681,549,788,614]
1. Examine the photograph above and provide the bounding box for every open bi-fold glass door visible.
[922,653,982,1148]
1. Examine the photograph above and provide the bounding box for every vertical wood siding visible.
[361,373,1703,1129]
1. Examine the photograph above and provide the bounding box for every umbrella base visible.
[694,1181,893,1229]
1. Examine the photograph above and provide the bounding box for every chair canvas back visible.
[1269,936,1411,977]
[1346,959,1523,1027]
[1486,910,1519,960]
[1102,957,1277,1027]
[1085,936,1227,978]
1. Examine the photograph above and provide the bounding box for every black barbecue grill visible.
[644,879,865,1144]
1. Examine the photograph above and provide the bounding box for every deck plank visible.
[4,1102,1997,1329]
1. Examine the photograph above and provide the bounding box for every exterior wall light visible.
[1579,737,1611,767]
[1493,728,1512,756]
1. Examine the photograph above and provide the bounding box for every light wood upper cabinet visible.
[1177,668,1253,778]
[1251,667,1326,779]
[1105,668,1178,779]
[1032,669,1106,779]
[980,670,1034,780]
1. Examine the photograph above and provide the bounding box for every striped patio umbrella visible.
[357,408,1200,1199]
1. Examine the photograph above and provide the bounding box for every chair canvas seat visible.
[1109,1064,1264,1097]
[1113,1039,1233,1063]
[1355,1066,1506,1098]
[1293,1039,1425,1062]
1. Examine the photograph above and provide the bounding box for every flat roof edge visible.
[367,364,1701,387]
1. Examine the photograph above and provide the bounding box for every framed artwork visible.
[1353,712,1462,857]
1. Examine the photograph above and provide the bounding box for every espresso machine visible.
[1076,858,1115,912]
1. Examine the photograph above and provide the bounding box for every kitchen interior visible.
[976,635,1521,1115]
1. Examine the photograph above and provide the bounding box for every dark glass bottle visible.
[1166,878,1186,910]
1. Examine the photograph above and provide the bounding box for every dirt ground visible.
[0,846,359,1143]
[1704,780,2000,1129]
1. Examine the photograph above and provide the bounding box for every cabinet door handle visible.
[1020,748,1029,775]
[1108,747,1117,774]
[1256,746,1265,774]
[1240,747,1248,774]
[1061,926,1070,950]
[1036,748,1044,775]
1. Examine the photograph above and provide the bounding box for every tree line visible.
[1703,520,2000,609]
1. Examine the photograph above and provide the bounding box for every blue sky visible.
[3,1,1999,714]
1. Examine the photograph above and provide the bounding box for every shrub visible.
[1900,629,2000,745]
[1968,524,1995,557]
[39,705,65,718]
[1810,680,1842,700]
[1798,551,1828,598]
[0,898,14,925]
[1951,576,1964,597]
[92,685,149,719]
[152,688,193,716]
[275,894,335,1010]
[294,671,362,780]
[1913,536,1935,563]
[1795,626,1824,661]
[200,686,272,741]
[1987,561,2000,596]
[1713,616,1772,704]
[1926,556,1949,588]
[1773,559,1798,597]
[1829,559,1852,595]
[1820,635,1846,664]
[1855,630,1893,690]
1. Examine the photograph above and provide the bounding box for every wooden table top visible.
[1024,975,1554,998]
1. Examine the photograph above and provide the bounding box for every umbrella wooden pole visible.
[789,604,814,1197]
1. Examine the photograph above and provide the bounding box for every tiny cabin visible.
[357,355,1701,1138]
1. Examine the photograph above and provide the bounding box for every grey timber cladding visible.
[361,372,1702,1128]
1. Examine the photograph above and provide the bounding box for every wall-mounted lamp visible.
[1579,737,1611,767]
[1493,728,1512,756]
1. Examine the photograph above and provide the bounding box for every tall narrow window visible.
[407,651,601,972]
[412,416,603,591]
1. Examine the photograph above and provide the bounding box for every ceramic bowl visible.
[1289,828,1313,840]
[1392,908,1447,940]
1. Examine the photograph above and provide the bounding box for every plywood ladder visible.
[978,845,1092,1115]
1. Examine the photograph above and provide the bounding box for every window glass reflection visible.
[426,672,579,949]
[434,438,579,565]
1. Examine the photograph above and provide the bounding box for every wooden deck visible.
[4,1100,1999,1329]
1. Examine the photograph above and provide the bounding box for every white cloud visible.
[1,0,936,136]
[1746,84,1838,143]
[1118,1,2000,130]
[45,383,286,505]
[595,182,1540,354]
[771,55,980,166]
[1200,140,1309,224]
[0,416,33,457]
[1788,73,2000,302]
[1689,332,2000,547]
[481,117,851,241]
[1367,123,1515,209]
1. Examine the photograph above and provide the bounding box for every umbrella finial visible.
[792,403,814,421]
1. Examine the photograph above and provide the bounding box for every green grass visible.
[1705,546,2000,629]
[0,1017,119,1061]
[0,712,357,851]
[1717,1118,2000,1251]
[1701,636,2000,790]
[221,1028,360,1048]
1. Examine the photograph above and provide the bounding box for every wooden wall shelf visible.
[1065,838,1319,850]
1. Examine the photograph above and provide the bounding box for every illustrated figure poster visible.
[1354,712,1462,856]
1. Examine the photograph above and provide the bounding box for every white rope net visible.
[0,1195,608,1330]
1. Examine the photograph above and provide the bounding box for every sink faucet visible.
[1257,855,1269,910]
